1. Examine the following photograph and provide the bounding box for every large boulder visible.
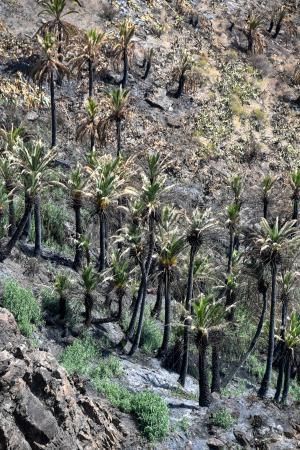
[0,308,125,450]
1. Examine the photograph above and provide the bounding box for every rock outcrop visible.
[0,308,125,450]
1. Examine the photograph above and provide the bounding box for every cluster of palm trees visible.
[1,0,300,408]
[1,120,300,407]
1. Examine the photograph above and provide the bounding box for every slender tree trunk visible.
[292,190,299,223]
[281,350,292,404]
[142,61,151,80]
[116,290,124,320]
[127,213,155,339]
[175,73,186,98]
[129,262,147,355]
[222,288,268,387]
[227,229,234,273]
[263,197,268,219]
[99,210,106,271]
[50,71,56,148]
[7,190,16,236]
[90,132,95,152]
[151,272,163,318]
[268,19,274,33]
[116,117,122,157]
[198,333,211,407]
[84,293,93,328]
[247,32,253,53]
[20,192,32,241]
[59,294,67,321]
[258,262,277,398]
[273,21,283,39]
[34,195,42,256]
[73,201,83,271]
[179,246,196,385]
[211,345,221,393]
[158,269,171,357]
[274,348,285,402]
[178,316,192,386]
[0,197,33,262]
[122,47,128,88]
[88,58,93,98]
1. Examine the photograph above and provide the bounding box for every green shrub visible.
[91,355,123,379]
[289,382,300,402]
[132,391,169,441]
[40,287,59,314]
[60,336,99,375]
[210,408,235,430]
[140,317,163,354]
[94,379,133,413]
[2,279,42,336]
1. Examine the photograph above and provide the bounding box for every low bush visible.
[2,279,42,336]
[60,335,98,375]
[140,316,163,354]
[210,407,235,430]
[132,391,169,441]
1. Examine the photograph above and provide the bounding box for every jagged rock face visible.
[0,308,125,450]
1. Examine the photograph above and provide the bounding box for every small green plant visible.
[60,336,99,375]
[94,379,133,413]
[2,279,42,336]
[42,200,69,246]
[177,416,190,432]
[140,316,163,354]
[210,408,235,430]
[91,355,123,379]
[290,382,300,402]
[132,391,169,441]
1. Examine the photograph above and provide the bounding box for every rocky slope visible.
[0,308,128,450]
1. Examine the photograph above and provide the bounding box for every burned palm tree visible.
[32,33,69,147]
[76,98,103,151]
[70,28,106,97]
[114,19,135,88]
[244,13,264,54]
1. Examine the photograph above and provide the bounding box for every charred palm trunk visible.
[0,195,33,262]
[84,292,94,328]
[247,31,253,53]
[151,272,164,318]
[90,132,95,152]
[273,18,284,39]
[142,60,151,80]
[34,195,42,256]
[116,289,124,320]
[50,71,56,148]
[292,189,299,223]
[178,316,192,386]
[263,196,269,219]
[227,228,234,273]
[127,213,155,339]
[116,117,122,157]
[99,209,106,271]
[198,333,211,407]
[158,269,171,357]
[129,261,147,355]
[175,71,186,98]
[73,198,83,271]
[59,294,67,321]
[122,47,128,88]
[268,19,274,33]
[88,58,93,98]
[20,192,32,241]
[274,349,286,402]
[222,284,268,387]
[281,349,292,404]
[258,261,277,398]
[7,183,16,236]
[179,245,196,386]
[211,345,221,393]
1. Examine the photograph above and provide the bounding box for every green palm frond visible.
[285,312,300,349]
[187,207,217,248]
[193,293,225,334]
[262,174,277,196]
[82,265,98,294]
[54,272,71,295]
